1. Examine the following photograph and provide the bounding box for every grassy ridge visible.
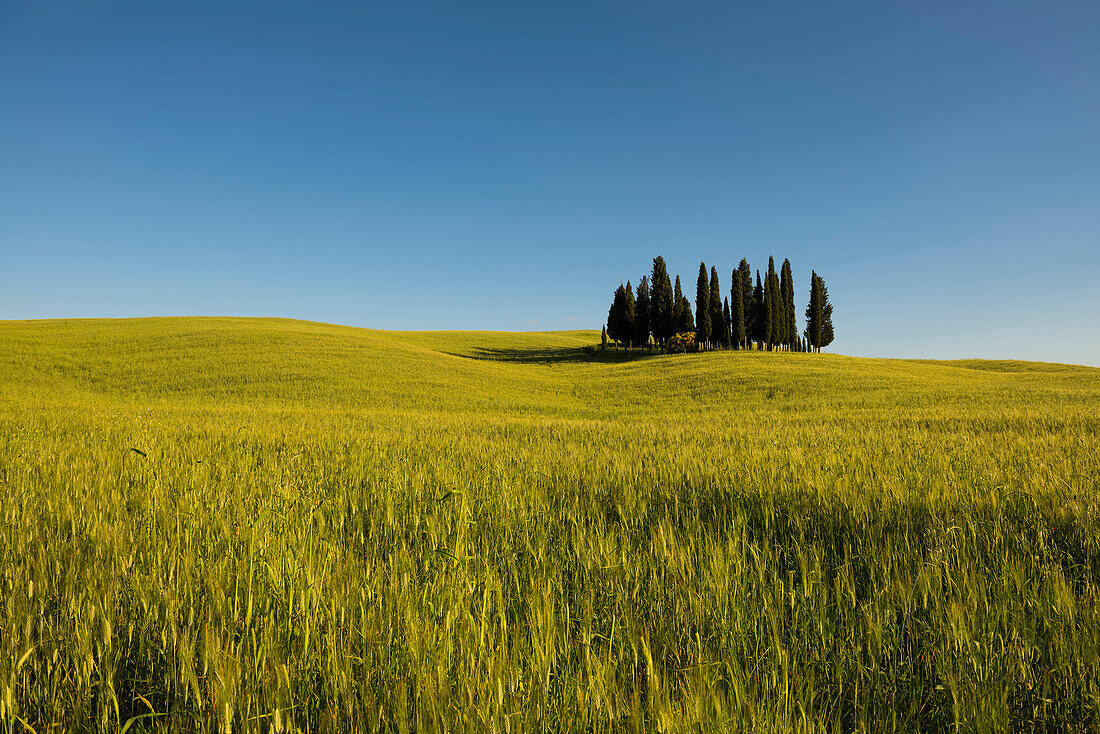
[1,318,1099,731]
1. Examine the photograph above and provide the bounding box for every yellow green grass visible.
[2,317,1099,731]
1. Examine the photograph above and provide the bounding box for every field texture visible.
[2,317,1099,732]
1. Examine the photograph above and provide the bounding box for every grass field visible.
[2,317,1099,732]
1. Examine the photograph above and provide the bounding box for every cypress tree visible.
[722,297,732,348]
[623,280,636,348]
[709,266,724,347]
[780,258,796,351]
[773,274,783,349]
[673,275,694,335]
[601,325,607,349]
[805,271,822,352]
[650,257,675,346]
[695,262,711,347]
[606,285,625,346]
[634,277,651,348]
[738,259,754,349]
[679,294,694,334]
[820,276,835,350]
[763,257,776,350]
[752,271,765,349]
[730,268,746,349]
[765,277,774,352]
[769,257,785,350]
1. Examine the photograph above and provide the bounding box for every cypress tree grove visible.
[731,268,746,349]
[650,257,675,346]
[695,262,711,347]
[708,266,724,347]
[738,259,754,349]
[752,271,765,349]
[780,258,796,351]
[605,255,832,354]
[634,277,651,348]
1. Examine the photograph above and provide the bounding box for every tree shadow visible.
[454,346,660,365]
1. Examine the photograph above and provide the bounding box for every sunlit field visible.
[2,317,1099,732]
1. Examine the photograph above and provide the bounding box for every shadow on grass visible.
[453,346,660,365]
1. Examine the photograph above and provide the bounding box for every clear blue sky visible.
[3,1,1098,365]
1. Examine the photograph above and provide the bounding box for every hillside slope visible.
[2,317,1096,419]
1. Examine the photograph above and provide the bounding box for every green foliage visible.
[666,330,696,353]
[5,319,1097,730]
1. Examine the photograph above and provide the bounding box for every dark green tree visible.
[623,280,636,348]
[765,275,774,349]
[738,259,754,348]
[601,324,608,349]
[805,270,835,352]
[673,275,694,334]
[820,277,834,350]
[752,271,765,349]
[771,257,786,350]
[695,262,711,346]
[650,257,675,346]
[780,258,796,351]
[722,297,732,348]
[633,276,651,348]
[804,271,819,352]
[679,295,695,334]
[763,257,777,350]
[606,285,626,345]
[708,266,724,346]
[730,268,746,349]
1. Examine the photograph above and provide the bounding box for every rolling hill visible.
[1,317,1099,731]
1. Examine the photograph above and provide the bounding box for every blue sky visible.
[3,1,1098,365]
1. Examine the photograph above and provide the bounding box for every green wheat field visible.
[2,317,1099,732]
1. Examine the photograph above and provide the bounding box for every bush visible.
[667,331,696,353]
